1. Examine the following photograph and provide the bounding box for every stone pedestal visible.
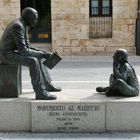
[0,64,21,98]
[0,91,139,132]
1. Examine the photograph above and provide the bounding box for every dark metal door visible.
[20,0,51,43]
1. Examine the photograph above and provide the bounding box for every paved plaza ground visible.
[22,55,140,93]
[1,132,140,140]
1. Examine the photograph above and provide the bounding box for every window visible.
[90,0,112,17]
[89,0,112,38]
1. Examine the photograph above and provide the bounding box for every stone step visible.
[0,89,140,132]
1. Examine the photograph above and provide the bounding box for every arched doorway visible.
[20,0,51,43]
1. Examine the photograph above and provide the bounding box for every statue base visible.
[0,89,139,132]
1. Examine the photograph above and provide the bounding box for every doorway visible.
[20,0,52,43]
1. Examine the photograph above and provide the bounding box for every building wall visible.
[0,0,138,55]
[51,0,138,55]
[0,0,20,37]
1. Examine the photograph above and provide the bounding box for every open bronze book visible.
[43,51,62,69]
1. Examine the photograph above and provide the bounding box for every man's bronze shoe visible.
[47,84,62,92]
[36,90,57,100]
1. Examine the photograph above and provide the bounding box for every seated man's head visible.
[113,49,128,64]
[21,7,38,28]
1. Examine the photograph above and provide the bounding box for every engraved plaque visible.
[31,102,105,132]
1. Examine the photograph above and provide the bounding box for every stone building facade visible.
[0,0,138,55]
[51,0,138,55]
[0,0,20,37]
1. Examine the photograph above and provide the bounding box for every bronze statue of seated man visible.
[0,7,61,100]
[96,49,139,97]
